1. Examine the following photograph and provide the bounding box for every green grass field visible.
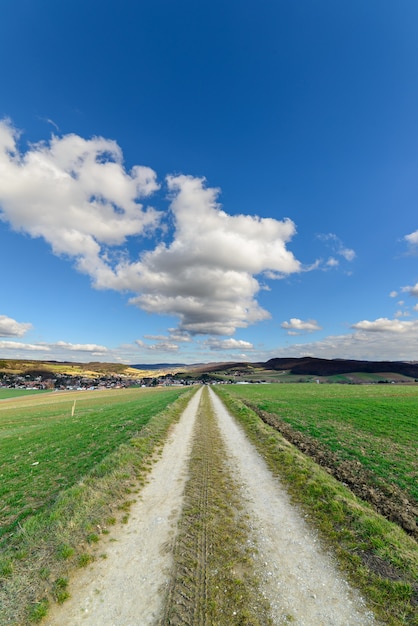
[0,387,189,543]
[221,383,418,504]
[0,389,49,400]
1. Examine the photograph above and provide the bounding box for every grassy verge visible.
[213,386,418,626]
[0,387,196,625]
[160,386,272,626]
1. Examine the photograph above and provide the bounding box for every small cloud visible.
[205,338,254,351]
[148,342,179,352]
[263,270,286,280]
[326,257,339,268]
[281,318,322,334]
[340,247,356,262]
[0,340,47,351]
[135,338,179,353]
[389,291,398,298]
[54,341,108,353]
[351,317,415,333]
[318,233,356,264]
[168,329,192,343]
[401,283,418,297]
[404,230,418,246]
[0,315,32,337]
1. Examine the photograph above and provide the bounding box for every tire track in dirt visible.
[160,394,212,625]
[160,386,272,625]
[160,399,211,625]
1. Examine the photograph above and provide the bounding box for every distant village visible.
[0,370,197,391]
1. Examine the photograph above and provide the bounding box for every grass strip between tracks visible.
[0,388,195,626]
[160,386,273,626]
[213,386,418,626]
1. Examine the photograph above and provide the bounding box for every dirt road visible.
[45,386,376,625]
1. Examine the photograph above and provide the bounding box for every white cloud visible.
[168,329,192,343]
[261,318,418,362]
[135,338,179,353]
[54,341,109,353]
[0,123,305,338]
[389,291,398,298]
[0,340,47,352]
[205,338,254,351]
[351,317,415,333]
[0,118,160,264]
[405,230,418,246]
[402,283,418,297]
[340,247,356,262]
[281,318,322,333]
[105,174,303,335]
[0,338,135,362]
[318,233,356,264]
[0,315,32,337]
[148,342,179,352]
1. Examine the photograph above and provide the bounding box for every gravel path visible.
[45,387,377,625]
[209,387,377,625]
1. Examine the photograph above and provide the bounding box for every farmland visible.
[1,383,417,624]
[0,389,49,400]
[216,383,418,535]
[0,386,195,624]
[0,387,190,544]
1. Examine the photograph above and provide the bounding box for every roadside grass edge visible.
[0,387,196,626]
[213,386,418,626]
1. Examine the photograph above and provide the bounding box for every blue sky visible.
[1,0,418,364]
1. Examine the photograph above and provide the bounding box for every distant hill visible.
[169,357,418,383]
[1,357,418,382]
[0,359,142,379]
[263,357,418,378]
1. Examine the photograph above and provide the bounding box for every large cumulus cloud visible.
[0,121,303,337]
[0,119,160,259]
[113,175,302,335]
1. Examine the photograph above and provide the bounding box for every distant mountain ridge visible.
[1,357,418,381]
[262,357,418,378]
